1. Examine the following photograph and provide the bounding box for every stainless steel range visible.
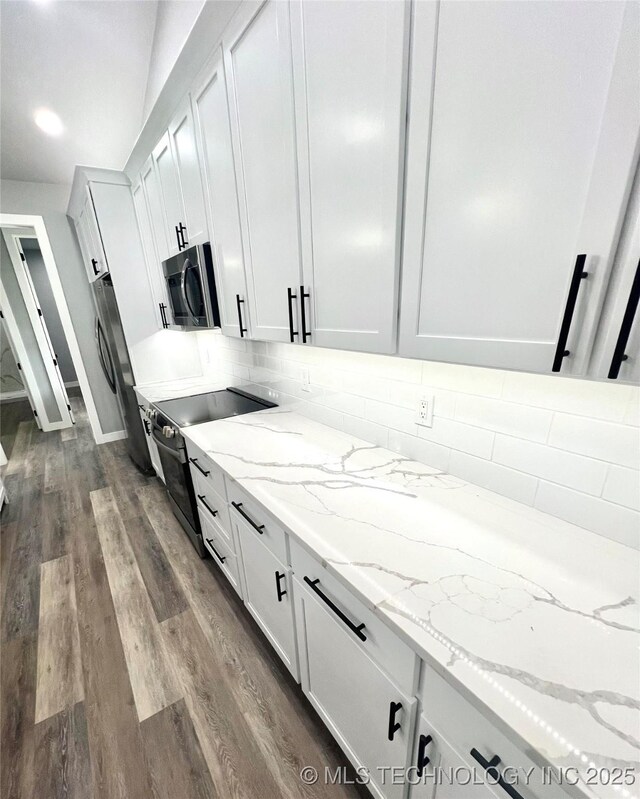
[147,387,276,556]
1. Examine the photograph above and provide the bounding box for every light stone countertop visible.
[134,374,235,404]
[180,406,640,799]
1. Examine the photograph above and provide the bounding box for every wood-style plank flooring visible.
[1,396,366,799]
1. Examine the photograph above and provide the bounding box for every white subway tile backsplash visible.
[448,451,539,506]
[196,331,640,547]
[454,395,552,442]
[548,414,640,468]
[535,481,640,549]
[493,435,608,495]
[602,466,640,511]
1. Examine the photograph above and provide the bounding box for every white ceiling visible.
[0,0,159,186]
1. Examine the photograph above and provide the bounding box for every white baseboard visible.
[0,389,28,402]
[95,429,127,445]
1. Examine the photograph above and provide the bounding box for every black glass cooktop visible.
[154,387,276,428]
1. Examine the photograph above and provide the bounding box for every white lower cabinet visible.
[201,510,243,598]
[294,575,416,799]
[236,519,298,680]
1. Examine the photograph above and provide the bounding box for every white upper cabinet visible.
[140,156,170,263]
[152,131,186,257]
[75,188,107,283]
[192,48,251,338]
[224,0,303,343]
[291,0,409,354]
[167,98,209,248]
[399,0,640,375]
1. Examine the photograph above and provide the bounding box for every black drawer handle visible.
[231,501,264,533]
[197,495,218,517]
[159,302,169,329]
[300,285,311,343]
[206,539,226,563]
[236,294,248,337]
[275,570,287,602]
[387,701,402,741]
[608,258,640,379]
[470,749,524,799]
[287,287,299,342]
[417,734,433,777]
[189,457,210,477]
[303,576,366,641]
[91,258,99,275]
[552,253,588,372]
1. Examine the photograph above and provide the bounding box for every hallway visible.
[0,397,361,799]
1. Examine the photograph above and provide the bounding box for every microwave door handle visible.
[180,259,200,325]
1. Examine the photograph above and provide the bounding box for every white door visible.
[295,577,415,799]
[399,1,640,375]
[152,132,186,257]
[236,520,298,679]
[192,48,251,338]
[224,0,303,343]
[76,189,107,283]
[291,0,409,354]
[168,98,208,248]
[132,176,170,330]
[1,230,74,430]
[141,155,170,263]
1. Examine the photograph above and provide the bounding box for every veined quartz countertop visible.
[134,374,234,404]
[182,407,639,799]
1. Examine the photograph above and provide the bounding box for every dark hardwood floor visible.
[0,396,364,799]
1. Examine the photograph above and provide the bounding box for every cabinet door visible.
[400,1,639,375]
[224,0,302,342]
[168,98,208,247]
[236,520,298,679]
[295,577,415,799]
[132,177,169,330]
[77,189,107,282]
[152,132,185,257]
[141,156,170,263]
[291,0,409,354]
[192,48,251,338]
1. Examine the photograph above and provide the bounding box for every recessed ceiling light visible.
[34,108,63,136]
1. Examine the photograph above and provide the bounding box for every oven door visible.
[151,427,205,555]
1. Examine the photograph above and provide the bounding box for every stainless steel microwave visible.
[161,243,221,330]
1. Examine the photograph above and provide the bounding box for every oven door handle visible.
[151,427,186,462]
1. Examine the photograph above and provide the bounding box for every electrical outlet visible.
[416,395,434,427]
[300,367,311,392]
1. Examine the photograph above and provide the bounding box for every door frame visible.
[0,213,114,443]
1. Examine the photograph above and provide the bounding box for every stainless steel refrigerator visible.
[93,273,152,474]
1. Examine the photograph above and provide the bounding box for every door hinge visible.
[37,308,43,317]
[67,404,71,411]
[0,310,3,318]
[20,252,26,261]
[53,358,57,366]
[33,409,38,418]
[16,362,22,370]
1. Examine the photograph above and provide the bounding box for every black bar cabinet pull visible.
[231,501,264,533]
[189,457,210,477]
[178,222,187,250]
[387,701,402,742]
[416,734,433,777]
[300,285,311,343]
[236,294,247,337]
[159,302,169,329]
[197,495,218,517]
[143,419,151,436]
[175,225,182,251]
[91,258,99,275]
[206,539,226,563]
[608,258,640,379]
[275,570,287,602]
[552,254,588,372]
[287,287,299,342]
[470,749,524,799]
[303,576,367,641]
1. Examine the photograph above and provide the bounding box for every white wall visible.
[197,331,640,550]
[142,0,206,122]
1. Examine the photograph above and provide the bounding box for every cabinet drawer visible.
[290,539,418,696]
[227,481,288,564]
[419,662,565,799]
[186,439,227,500]
[201,511,242,598]
[192,470,231,542]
